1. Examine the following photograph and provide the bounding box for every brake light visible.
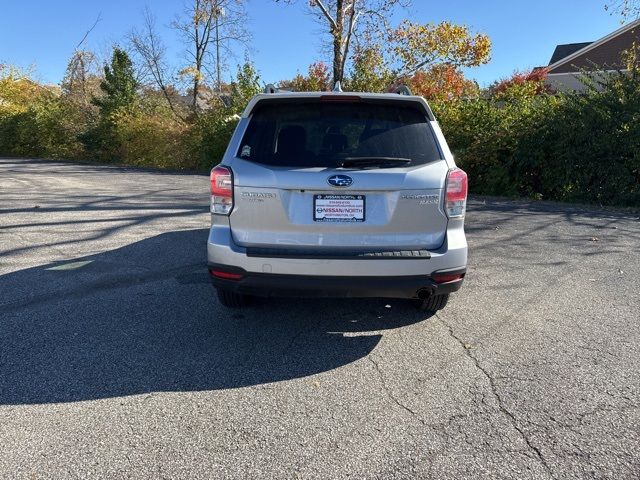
[210,165,233,215]
[320,95,362,102]
[445,168,468,218]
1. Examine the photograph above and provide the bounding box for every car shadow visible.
[0,229,431,405]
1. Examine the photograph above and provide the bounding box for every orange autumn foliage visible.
[406,65,479,101]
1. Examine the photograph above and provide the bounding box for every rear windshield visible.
[237,101,441,168]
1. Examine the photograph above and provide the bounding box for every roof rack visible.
[263,82,413,95]
[263,83,293,94]
[392,85,412,96]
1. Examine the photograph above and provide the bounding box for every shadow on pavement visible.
[0,229,430,405]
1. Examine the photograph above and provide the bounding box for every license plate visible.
[313,194,365,223]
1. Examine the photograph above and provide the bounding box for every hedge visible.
[1,69,638,206]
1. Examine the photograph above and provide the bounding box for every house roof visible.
[548,42,593,65]
[176,90,231,110]
[547,18,640,72]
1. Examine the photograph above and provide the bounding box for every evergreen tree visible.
[92,47,138,117]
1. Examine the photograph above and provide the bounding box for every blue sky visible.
[0,0,626,87]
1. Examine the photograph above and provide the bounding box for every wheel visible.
[216,288,248,308]
[414,294,449,312]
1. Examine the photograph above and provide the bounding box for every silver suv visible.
[207,88,468,311]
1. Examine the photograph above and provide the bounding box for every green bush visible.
[187,109,240,171]
[0,94,84,159]
[110,104,194,169]
[433,70,640,206]
[549,73,640,205]
[1,60,637,206]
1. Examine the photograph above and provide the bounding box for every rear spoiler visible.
[242,93,435,121]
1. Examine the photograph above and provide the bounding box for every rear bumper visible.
[208,266,465,299]
[207,221,467,277]
[207,221,467,299]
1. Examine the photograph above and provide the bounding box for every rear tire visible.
[415,294,449,312]
[216,288,247,308]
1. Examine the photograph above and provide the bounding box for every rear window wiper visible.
[338,157,412,169]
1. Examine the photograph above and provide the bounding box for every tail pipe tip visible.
[417,286,436,300]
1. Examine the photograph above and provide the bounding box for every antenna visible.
[333,81,343,92]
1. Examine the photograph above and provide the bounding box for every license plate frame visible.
[313,194,366,223]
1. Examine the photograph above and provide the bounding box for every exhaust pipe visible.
[416,287,435,300]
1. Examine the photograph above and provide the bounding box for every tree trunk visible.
[332,0,344,86]
[192,77,199,110]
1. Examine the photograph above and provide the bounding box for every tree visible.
[279,62,332,92]
[407,64,479,101]
[188,60,262,169]
[61,14,103,108]
[345,21,490,96]
[130,7,183,119]
[92,47,138,117]
[0,65,43,114]
[61,50,101,107]
[388,21,491,77]
[229,60,262,112]
[276,1,490,89]
[605,0,640,18]
[172,0,250,110]
[490,68,553,99]
[276,0,408,86]
[345,45,394,92]
[60,51,102,147]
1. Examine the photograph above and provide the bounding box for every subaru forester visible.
[207,86,468,311]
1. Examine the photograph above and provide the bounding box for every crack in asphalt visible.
[368,351,497,435]
[367,355,425,426]
[437,314,555,479]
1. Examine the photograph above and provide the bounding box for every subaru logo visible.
[327,175,353,187]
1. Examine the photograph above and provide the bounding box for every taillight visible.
[210,165,233,215]
[432,272,464,284]
[208,269,243,280]
[445,168,468,218]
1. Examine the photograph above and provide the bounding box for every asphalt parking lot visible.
[1,157,638,479]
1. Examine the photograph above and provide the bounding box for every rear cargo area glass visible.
[237,102,441,168]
